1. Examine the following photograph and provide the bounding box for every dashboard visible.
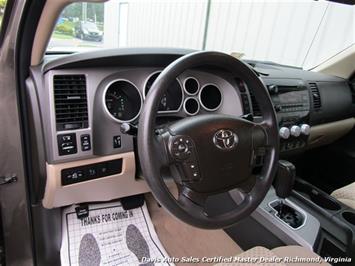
[26,48,354,208]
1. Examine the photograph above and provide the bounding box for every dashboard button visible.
[57,133,77,156]
[61,169,84,185]
[81,134,91,151]
[113,135,122,149]
[97,163,108,176]
[61,159,123,186]
[87,167,97,179]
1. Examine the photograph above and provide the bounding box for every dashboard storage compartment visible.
[342,211,355,226]
[294,179,341,211]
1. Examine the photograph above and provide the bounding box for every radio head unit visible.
[266,80,310,126]
[263,79,311,152]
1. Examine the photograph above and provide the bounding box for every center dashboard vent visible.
[309,82,322,111]
[53,75,89,131]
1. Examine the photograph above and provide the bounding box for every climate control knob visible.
[300,124,311,135]
[279,127,290,139]
[290,125,301,137]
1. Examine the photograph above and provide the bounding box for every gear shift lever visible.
[274,160,296,198]
[274,160,296,218]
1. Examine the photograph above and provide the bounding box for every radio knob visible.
[300,124,311,135]
[290,125,301,137]
[279,127,290,139]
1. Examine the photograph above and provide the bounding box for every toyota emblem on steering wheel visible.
[213,129,238,150]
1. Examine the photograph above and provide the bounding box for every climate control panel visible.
[279,124,310,152]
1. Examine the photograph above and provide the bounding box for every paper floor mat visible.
[60,201,173,265]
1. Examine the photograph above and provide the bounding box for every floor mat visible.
[61,201,172,266]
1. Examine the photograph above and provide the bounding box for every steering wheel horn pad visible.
[138,51,279,229]
[166,114,263,194]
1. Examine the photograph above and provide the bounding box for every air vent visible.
[248,88,262,116]
[309,83,322,111]
[53,75,89,131]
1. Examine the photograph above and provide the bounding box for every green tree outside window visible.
[0,0,7,27]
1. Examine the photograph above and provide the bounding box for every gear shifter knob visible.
[274,160,296,199]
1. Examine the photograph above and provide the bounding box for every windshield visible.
[48,0,354,69]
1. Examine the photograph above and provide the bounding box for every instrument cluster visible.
[104,71,223,123]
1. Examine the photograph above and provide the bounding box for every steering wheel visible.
[138,51,279,229]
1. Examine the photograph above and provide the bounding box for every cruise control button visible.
[181,161,201,182]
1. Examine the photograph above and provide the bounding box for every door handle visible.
[0,174,17,186]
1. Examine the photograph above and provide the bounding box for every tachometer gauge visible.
[144,71,183,112]
[104,80,142,122]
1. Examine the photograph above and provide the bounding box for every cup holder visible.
[342,211,355,226]
[294,180,341,211]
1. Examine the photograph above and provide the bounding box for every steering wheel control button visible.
[300,124,311,135]
[213,129,238,150]
[170,136,194,161]
[181,161,201,182]
[57,133,77,156]
[290,125,301,137]
[177,143,188,152]
[279,127,290,139]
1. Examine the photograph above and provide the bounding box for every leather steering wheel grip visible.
[138,51,279,229]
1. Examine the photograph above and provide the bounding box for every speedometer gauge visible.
[104,80,142,122]
[144,71,183,112]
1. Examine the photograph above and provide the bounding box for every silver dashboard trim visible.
[199,83,223,112]
[102,78,143,123]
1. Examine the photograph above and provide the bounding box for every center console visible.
[228,160,355,261]
[230,160,321,249]
[292,179,355,260]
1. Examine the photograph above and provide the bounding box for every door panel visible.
[0,0,34,265]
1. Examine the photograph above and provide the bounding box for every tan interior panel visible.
[43,152,150,208]
[308,118,355,149]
